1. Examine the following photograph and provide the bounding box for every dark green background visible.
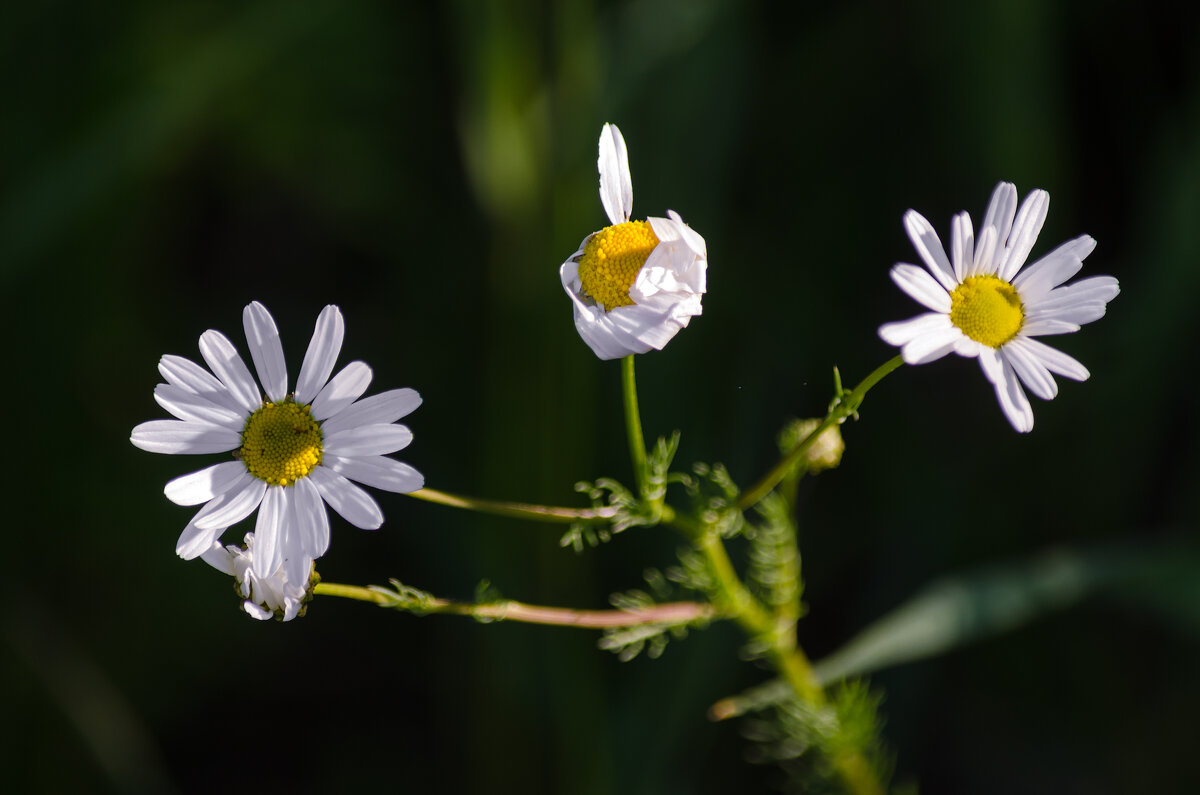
[4,1,1199,792]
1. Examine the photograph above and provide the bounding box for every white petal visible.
[903,210,958,291]
[311,362,373,421]
[130,420,241,454]
[1002,341,1058,400]
[1012,235,1095,300]
[665,210,706,258]
[324,424,414,457]
[997,189,1048,281]
[598,123,633,226]
[950,211,974,282]
[1025,275,1119,324]
[1015,337,1090,381]
[282,522,311,590]
[200,541,235,575]
[325,454,424,494]
[296,305,345,405]
[242,302,288,403]
[158,355,242,413]
[319,388,422,436]
[1032,302,1109,326]
[981,182,1018,248]
[605,298,693,351]
[243,601,273,620]
[310,466,384,530]
[901,325,964,365]
[889,263,952,312]
[878,312,953,346]
[979,350,1033,433]
[1020,318,1081,337]
[970,225,998,277]
[252,487,286,578]
[176,515,228,560]
[153,384,244,429]
[293,476,330,560]
[164,462,250,506]
[574,310,648,359]
[199,330,262,414]
[633,227,706,298]
[953,336,983,358]
[192,478,268,532]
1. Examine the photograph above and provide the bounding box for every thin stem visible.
[622,354,649,494]
[737,355,904,510]
[406,488,617,524]
[314,582,715,628]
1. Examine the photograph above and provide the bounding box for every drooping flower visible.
[131,302,423,583]
[879,182,1119,432]
[202,533,314,621]
[559,123,707,359]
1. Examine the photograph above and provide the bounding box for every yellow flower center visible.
[577,220,659,311]
[239,400,323,486]
[949,275,1025,348]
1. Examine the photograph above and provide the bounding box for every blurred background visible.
[4,1,1199,792]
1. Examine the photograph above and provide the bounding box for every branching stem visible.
[737,355,904,510]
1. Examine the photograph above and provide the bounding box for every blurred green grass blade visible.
[813,540,1197,685]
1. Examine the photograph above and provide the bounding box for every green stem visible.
[313,582,715,628]
[406,488,617,524]
[694,527,883,795]
[737,355,904,511]
[622,355,649,494]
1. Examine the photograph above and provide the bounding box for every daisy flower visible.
[879,182,1119,432]
[131,302,424,584]
[202,533,313,622]
[559,123,707,360]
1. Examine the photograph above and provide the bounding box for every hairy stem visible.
[314,582,715,628]
[406,488,617,523]
[695,528,882,795]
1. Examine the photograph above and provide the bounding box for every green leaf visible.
[813,541,1195,684]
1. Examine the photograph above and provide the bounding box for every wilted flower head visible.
[559,123,707,359]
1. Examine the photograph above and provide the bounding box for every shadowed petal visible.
[130,420,240,454]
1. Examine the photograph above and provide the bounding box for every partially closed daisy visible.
[131,302,424,584]
[879,182,1119,432]
[202,533,313,622]
[559,123,707,360]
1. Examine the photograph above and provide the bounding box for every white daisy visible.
[201,533,313,622]
[131,301,424,583]
[559,123,707,360]
[879,182,1120,432]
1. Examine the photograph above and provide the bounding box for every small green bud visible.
[778,419,845,473]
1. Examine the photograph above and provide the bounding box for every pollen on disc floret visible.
[578,220,660,311]
[239,399,324,486]
[949,275,1025,348]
